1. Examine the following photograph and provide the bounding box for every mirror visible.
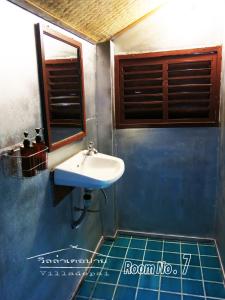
[35,24,86,151]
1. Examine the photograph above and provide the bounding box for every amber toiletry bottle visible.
[33,128,47,170]
[20,132,36,177]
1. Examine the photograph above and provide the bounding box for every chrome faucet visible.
[86,141,98,156]
[78,142,98,168]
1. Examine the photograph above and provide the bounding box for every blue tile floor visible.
[75,235,225,300]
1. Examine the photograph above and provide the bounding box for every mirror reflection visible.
[35,24,86,151]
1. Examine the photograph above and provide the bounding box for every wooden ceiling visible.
[24,0,167,42]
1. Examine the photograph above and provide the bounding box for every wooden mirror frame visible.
[35,23,86,152]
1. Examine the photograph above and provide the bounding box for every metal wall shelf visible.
[1,146,48,178]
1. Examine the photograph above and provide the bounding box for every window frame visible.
[115,46,222,129]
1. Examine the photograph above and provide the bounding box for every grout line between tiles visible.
[134,237,148,300]
[91,253,221,270]
[115,235,216,247]
[214,239,225,287]
[180,241,183,300]
[75,234,225,300]
[157,239,165,300]
[111,236,132,299]
[77,280,225,300]
[86,274,225,285]
[103,243,218,257]
[197,241,207,300]
[88,240,115,299]
[117,229,215,243]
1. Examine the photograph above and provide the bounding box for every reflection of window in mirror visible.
[35,24,86,152]
[43,35,81,144]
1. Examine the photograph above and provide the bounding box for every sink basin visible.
[54,150,125,189]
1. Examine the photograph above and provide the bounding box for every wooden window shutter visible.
[115,46,222,128]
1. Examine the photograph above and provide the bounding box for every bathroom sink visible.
[54,150,125,189]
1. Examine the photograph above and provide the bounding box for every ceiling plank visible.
[8,0,97,44]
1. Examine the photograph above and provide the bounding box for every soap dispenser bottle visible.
[33,128,47,170]
[20,132,36,177]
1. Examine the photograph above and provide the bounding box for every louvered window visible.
[45,58,82,126]
[115,47,221,128]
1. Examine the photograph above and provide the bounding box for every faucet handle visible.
[88,141,94,149]
[86,141,98,155]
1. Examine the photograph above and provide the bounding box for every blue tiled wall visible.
[115,127,219,237]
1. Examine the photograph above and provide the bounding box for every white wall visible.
[0,0,97,168]
[114,0,225,54]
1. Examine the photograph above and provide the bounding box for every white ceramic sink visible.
[54,150,125,189]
